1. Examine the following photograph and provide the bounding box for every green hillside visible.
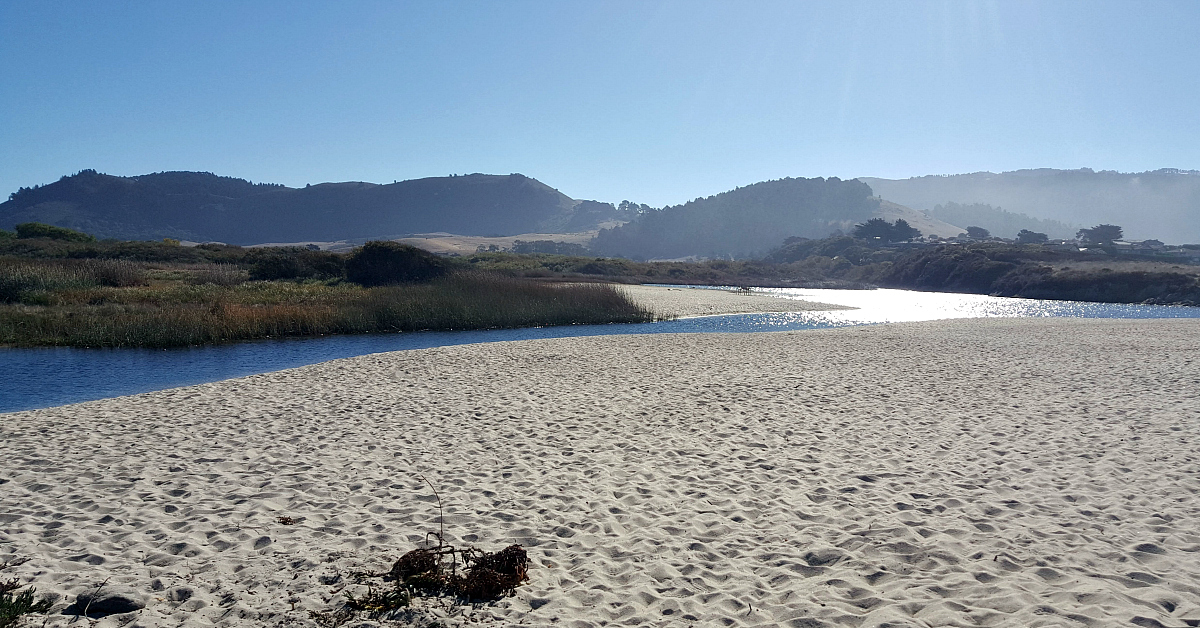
[0,170,593,244]
[591,177,878,259]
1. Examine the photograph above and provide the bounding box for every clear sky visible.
[2,1,1198,207]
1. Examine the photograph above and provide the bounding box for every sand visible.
[621,284,849,318]
[3,317,1200,627]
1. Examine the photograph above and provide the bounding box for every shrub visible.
[14,222,96,242]
[345,241,447,286]
[247,248,344,281]
[79,259,146,287]
[511,240,589,255]
[0,580,53,628]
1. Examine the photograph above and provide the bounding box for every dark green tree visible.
[1077,224,1123,244]
[1016,229,1049,244]
[892,219,921,241]
[965,226,991,239]
[852,218,895,241]
[853,218,920,243]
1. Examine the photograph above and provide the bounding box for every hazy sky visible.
[2,1,1198,206]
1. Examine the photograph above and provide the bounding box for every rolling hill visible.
[590,177,883,259]
[0,170,620,245]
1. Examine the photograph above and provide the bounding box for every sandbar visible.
[621,284,850,318]
[2,318,1198,627]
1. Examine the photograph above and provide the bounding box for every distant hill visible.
[591,177,879,259]
[860,169,1200,243]
[925,202,1075,239]
[0,170,611,244]
[875,200,963,239]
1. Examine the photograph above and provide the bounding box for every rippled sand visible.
[2,318,1199,627]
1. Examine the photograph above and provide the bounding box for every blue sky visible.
[2,1,1198,206]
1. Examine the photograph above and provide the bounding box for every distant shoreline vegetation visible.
[2,223,1198,350]
[0,228,656,348]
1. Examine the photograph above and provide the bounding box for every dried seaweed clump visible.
[457,545,530,600]
[388,542,530,601]
[312,476,532,626]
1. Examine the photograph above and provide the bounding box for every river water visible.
[3,287,1197,413]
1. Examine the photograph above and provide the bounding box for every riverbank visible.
[3,317,1198,627]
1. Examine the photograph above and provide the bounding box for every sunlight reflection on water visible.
[675,285,1200,329]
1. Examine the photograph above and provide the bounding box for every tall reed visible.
[0,272,656,348]
[0,258,147,300]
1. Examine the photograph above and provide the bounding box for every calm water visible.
[3,287,1198,413]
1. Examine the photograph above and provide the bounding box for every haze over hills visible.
[861,169,1200,243]
[0,170,628,245]
[924,202,1076,240]
[6,167,1198,258]
[592,177,880,259]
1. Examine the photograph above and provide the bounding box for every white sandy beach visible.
[3,316,1200,627]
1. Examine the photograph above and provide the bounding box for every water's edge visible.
[5,287,1199,413]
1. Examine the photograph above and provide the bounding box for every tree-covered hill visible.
[0,170,587,244]
[590,177,879,260]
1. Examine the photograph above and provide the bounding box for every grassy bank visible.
[0,262,656,348]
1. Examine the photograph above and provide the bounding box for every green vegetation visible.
[0,580,53,628]
[965,226,991,239]
[0,268,654,348]
[2,225,1196,349]
[1016,229,1049,244]
[764,236,1200,305]
[345,241,448,286]
[851,218,920,242]
[0,258,145,303]
[461,250,873,288]
[881,243,1200,304]
[0,169,592,243]
[510,239,589,255]
[0,231,656,348]
[1077,224,1123,245]
[15,222,96,242]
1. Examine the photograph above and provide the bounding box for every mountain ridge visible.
[0,170,618,245]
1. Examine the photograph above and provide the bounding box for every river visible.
[3,287,1197,413]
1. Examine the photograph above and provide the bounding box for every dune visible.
[2,317,1199,627]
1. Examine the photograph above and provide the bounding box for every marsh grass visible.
[0,271,655,348]
[0,257,146,304]
[185,263,247,286]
